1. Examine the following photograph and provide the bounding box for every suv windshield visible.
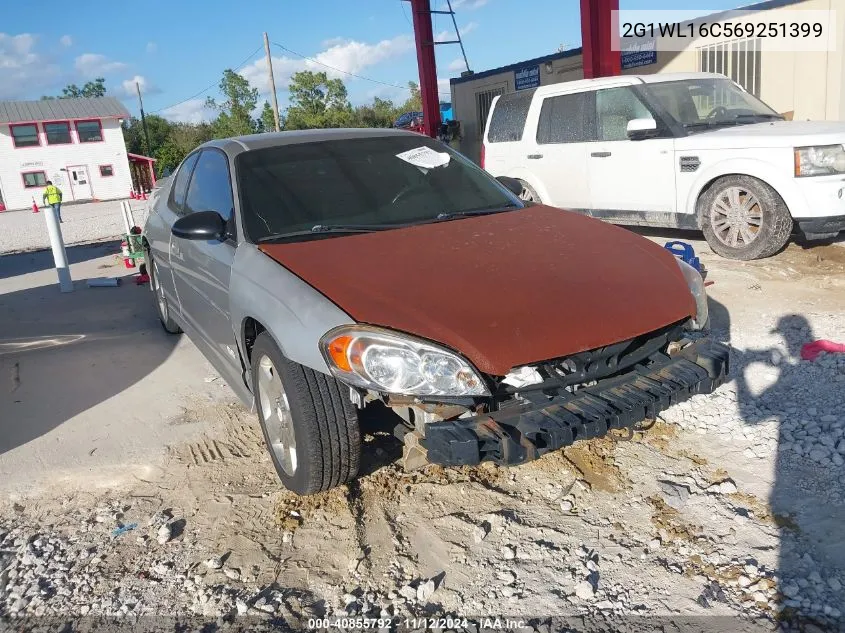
[238,135,519,243]
[641,78,782,131]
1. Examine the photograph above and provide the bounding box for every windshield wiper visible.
[256,223,400,243]
[435,203,521,221]
[684,113,783,130]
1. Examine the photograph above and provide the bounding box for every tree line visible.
[118,70,424,176]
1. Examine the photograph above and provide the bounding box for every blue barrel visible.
[664,241,702,273]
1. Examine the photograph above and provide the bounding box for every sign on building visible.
[514,65,540,90]
[621,36,657,70]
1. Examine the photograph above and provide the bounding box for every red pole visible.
[409,0,442,138]
[580,0,621,79]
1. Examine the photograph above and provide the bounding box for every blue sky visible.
[1,0,742,122]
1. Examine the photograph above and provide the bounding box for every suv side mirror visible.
[171,210,226,241]
[496,176,524,197]
[627,118,658,140]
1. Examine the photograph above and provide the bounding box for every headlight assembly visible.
[794,145,845,177]
[675,259,709,330]
[319,325,490,397]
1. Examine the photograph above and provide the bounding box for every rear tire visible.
[251,332,361,495]
[149,256,181,334]
[700,175,792,260]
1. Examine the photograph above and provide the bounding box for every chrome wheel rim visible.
[152,261,168,321]
[518,186,535,202]
[710,186,763,248]
[257,355,297,476]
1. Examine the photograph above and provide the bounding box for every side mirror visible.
[171,211,226,241]
[627,117,658,140]
[496,176,524,197]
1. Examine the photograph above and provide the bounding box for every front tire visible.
[700,175,792,260]
[149,256,181,334]
[251,332,361,495]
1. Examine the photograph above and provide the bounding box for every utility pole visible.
[263,32,281,132]
[135,81,152,156]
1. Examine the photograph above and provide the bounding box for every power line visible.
[150,46,263,115]
[271,40,451,97]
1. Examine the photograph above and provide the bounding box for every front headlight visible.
[794,145,845,177]
[675,259,709,330]
[319,325,490,397]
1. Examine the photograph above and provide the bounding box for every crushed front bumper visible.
[422,338,729,466]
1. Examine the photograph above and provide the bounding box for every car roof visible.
[523,71,728,98]
[202,127,421,155]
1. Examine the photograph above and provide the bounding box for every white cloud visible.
[447,57,468,72]
[146,41,157,53]
[434,21,478,42]
[239,35,414,94]
[0,33,60,99]
[451,0,489,9]
[74,53,127,78]
[120,74,161,98]
[59,35,73,47]
[161,98,214,124]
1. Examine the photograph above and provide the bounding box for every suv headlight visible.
[675,259,709,330]
[794,145,845,177]
[319,325,490,396]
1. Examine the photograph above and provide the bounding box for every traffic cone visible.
[31,199,39,213]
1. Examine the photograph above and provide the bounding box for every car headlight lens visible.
[320,326,490,396]
[794,145,845,177]
[675,259,709,330]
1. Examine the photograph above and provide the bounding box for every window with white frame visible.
[698,38,762,97]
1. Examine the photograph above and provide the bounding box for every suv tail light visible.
[480,143,486,169]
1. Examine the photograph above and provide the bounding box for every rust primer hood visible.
[259,206,696,376]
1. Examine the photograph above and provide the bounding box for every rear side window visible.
[487,90,535,143]
[536,92,594,144]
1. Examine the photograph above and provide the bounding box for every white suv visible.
[482,72,845,260]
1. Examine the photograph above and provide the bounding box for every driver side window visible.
[595,87,653,142]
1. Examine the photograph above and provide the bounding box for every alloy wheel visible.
[709,186,763,248]
[257,355,297,475]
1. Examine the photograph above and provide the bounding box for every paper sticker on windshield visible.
[396,146,451,170]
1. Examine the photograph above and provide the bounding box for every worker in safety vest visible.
[42,181,63,223]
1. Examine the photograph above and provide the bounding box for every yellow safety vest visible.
[43,184,62,205]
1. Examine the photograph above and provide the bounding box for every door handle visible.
[590,151,612,158]
[526,154,543,159]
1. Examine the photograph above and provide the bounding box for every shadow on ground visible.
[709,294,845,628]
[0,240,122,280]
[0,244,178,456]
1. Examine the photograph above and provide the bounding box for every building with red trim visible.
[0,97,136,210]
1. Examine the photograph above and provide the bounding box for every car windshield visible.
[641,78,782,131]
[237,135,520,242]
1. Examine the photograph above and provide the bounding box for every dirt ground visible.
[1,232,844,631]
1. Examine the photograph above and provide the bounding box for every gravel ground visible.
[1,239,844,632]
[0,200,149,255]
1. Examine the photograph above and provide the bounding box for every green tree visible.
[41,77,108,100]
[350,96,397,128]
[206,69,259,137]
[284,71,352,130]
[122,114,174,156]
[258,101,278,132]
[399,81,422,113]
[154,122,214,176]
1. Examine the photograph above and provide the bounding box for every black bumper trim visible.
[422,339,729,467]
[796,214,845,237]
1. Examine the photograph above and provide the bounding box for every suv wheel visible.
[518,180,541,203]
[251,332,361,495]
[700,175,792,260]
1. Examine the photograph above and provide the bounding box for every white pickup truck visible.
[482,72,845,259]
